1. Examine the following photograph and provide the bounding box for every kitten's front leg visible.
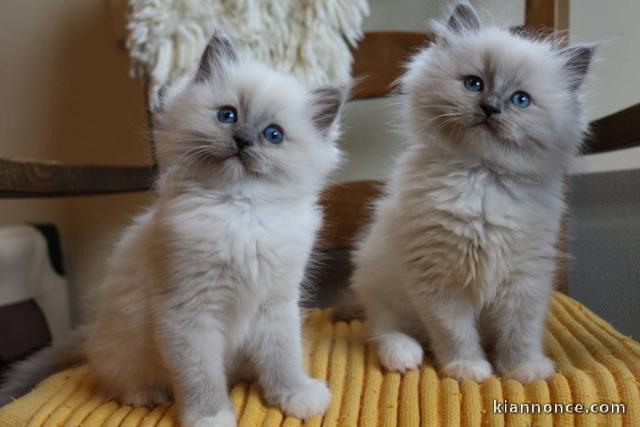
[490,274,555,384]
[156,312,235,427]
[413,285,492,382]
[251,301,331,420]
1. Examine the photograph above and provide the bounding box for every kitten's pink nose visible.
[481,103,501,117]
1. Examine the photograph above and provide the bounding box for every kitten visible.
[349,4,594,384]
[0,31,347,426]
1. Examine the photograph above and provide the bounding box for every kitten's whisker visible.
[414,113,463,136]
[428,116,464,138]
[186,151,210,185]
[167,145,217,193]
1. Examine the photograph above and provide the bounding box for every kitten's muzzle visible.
[480,102,501,118]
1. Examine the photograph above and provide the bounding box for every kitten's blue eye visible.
[217,106,238,123]
[511,91,531,108]
[262,125,284,144]
[463,75,484,92]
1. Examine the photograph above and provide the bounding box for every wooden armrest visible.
[0,158,155,198]
[585,103,640,154]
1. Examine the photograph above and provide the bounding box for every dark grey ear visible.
[311,86,348,135]
[447,3,480,33]
[195,30,238,82]
[560,44,596,91]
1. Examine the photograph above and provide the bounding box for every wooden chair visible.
[1,0,638,294]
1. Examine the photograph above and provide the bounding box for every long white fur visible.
[0,31,346,427]
[350,3,595,384]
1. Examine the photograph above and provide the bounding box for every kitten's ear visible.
[447,3,480,33]
[310,86,349,136]
[559,44,596,91]
[195,30,238,82]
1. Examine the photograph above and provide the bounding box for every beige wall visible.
[0,0,151,320]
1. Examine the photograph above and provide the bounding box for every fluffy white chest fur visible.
[153,192,320,347]
[354,145,564,314]
[395,149,564,304]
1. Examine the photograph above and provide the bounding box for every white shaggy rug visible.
[127,0,369,111]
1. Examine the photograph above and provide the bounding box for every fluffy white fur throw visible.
[127,0,369,111]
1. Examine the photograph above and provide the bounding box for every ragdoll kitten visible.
[349,4,595,384]
[0,31,347,426]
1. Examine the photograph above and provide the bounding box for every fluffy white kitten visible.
[0,31,346,426]
[349,4,595,384]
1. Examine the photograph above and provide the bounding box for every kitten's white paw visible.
[268,378,331,420]
[183,408,236,427]
[442,359,493,382]
[498,356,555,384]
[376,332,424,372]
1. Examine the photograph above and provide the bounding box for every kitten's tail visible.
[0,329,86,406]
[332,287,366,321]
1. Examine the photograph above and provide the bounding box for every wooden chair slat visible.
[0,158,155,198]
[525,0,569,30]
[586,103,640,154]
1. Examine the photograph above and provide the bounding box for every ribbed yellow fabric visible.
[1,292,638,426]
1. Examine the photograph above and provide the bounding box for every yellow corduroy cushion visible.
[1,292,639,426]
